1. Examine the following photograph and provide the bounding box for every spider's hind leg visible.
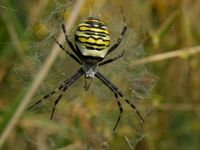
[106,6,127,55]
[99,49,125,66]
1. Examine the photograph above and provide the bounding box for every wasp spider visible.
[28,9,144,131]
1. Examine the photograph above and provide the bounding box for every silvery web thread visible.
[80,1,158,149]
[10,1,157,149]
[7,1,80,148]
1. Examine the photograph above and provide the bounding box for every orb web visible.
[1,0,157,149]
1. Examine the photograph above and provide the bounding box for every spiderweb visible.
[0,0,157,149]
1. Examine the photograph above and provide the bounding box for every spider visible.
[28,8,144,131]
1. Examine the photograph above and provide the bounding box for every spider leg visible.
[96,71,144,129]
[27,79,69,110]
[106,7,127,55]
[61,23,83,61]
[113,96,123,132]
[95,72,123,131]
[99,49,125,66]
[61,7,83,61]
[61,7,77,55]
[28,68,84,111]
[61,24,76,54]
[49,67,84,119]
[50,94,62,119]
[52,36,82,64]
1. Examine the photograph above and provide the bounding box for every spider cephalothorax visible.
[28,9,144,131]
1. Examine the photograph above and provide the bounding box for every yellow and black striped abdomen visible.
[75,17,110,58]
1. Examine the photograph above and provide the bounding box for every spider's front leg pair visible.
[96,71,144,131]
[28,68,84,119]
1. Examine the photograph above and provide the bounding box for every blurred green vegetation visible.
[1,0,200,150]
